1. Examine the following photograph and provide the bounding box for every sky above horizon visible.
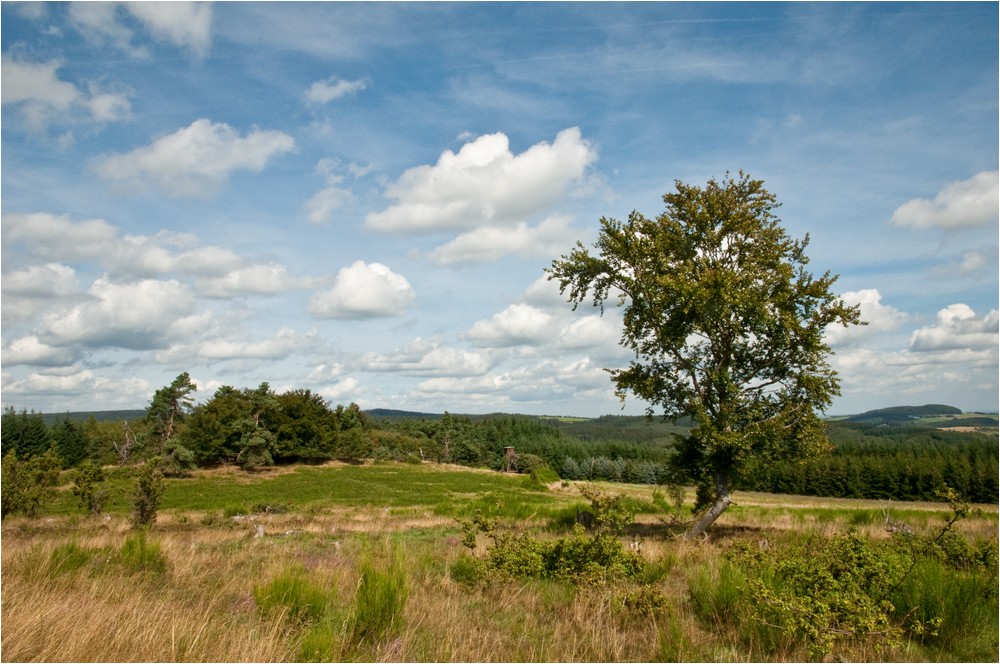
[2,2,998,418]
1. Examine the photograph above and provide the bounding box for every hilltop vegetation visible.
[3,393,998,511]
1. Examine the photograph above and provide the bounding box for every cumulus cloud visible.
[360,337,494,377]
[2,263,80,298]
[1,57,131,129]
[909,304,998,352]
[93,119,295,197]
[305,76,367,104]
[197,263,318,298]
[2,213,307,295]
[39,276,199,350]
[1,58,78,109]
[890,171,999,230]
[3,335,77,367]
[2,367,150,409]
[309,261,416,320]
[465,303,556,348]
[824,288,908,347]
[196,328,309,361]
[558,314,621,350]
[69,1,212,57]
[366,127,596,233]
[427,214,579,265]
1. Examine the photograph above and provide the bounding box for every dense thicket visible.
[737,423,998,503]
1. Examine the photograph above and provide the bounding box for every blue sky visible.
[2,2,997,417]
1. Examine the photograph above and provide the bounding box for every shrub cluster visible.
[458,486,643,585]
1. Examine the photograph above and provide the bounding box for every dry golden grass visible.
[2,469,996,663]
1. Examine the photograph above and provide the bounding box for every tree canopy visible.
[547,172,863,535]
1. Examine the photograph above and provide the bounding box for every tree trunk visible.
[687,470,733,538]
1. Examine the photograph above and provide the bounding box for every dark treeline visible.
[737,422,998,503]
[3,377,997,504]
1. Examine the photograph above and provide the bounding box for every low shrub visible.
[461,486,643,584]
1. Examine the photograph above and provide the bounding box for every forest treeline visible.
[2,375,997,503]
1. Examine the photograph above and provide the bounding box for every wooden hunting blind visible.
[503,446,516,472]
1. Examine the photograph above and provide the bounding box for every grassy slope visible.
[5,461,997,663]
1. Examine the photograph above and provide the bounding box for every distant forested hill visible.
[845,404,963,424]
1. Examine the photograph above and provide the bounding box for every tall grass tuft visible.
[350,541,409,645]
[47,541,93,576]
[116,532,168,576]
[254,566,331,625]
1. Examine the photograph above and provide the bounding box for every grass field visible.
[3,460,997,662]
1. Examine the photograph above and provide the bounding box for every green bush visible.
[1,447,62,519]
[72,460,108,515]
[130,461,164,529]
[461,487,643,584]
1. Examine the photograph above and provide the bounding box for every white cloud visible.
[427,214,579,265]
[2,336,77,367]
[365,127,596,233]
[890,171,999,230]
[197,328,307,361]
[304,185,354,225]
[319,377,362,402]
[1,214,296,289]
[2,367,150,408]
[1,58,78,109]
[305,76,367,104]
[197,263,317,298]
[0,57,132,129]
[39,276,199,350]
[909,304,998,352]
[465,303,556,348]
[69,1,212,57]
[125,2,213,57]
[2,213,118,262]
[360,337,494,377]
[93,119,295,197]
[558,314,621,350]
[309,261,416,320]
[2,263,80,298]
[958,251,987,275]
[824,288,908,347]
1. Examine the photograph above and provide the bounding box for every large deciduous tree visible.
[547,172,863,536]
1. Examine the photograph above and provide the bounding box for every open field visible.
[3,461,997,662]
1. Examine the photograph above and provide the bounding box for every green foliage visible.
[548,172,861,532]
[461,486,643,584]
[350,545,409,644]
[51,417,88,467]
[1,408,52,459]
[48,541,95,576]
[709,493,997,660]
[146,372,197,445]
[116,532,169,575]
[130,460,164,528]
[1,446,62,519]
[72,460,108,515]
[729,532,907,658]
[254,566,332,625]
